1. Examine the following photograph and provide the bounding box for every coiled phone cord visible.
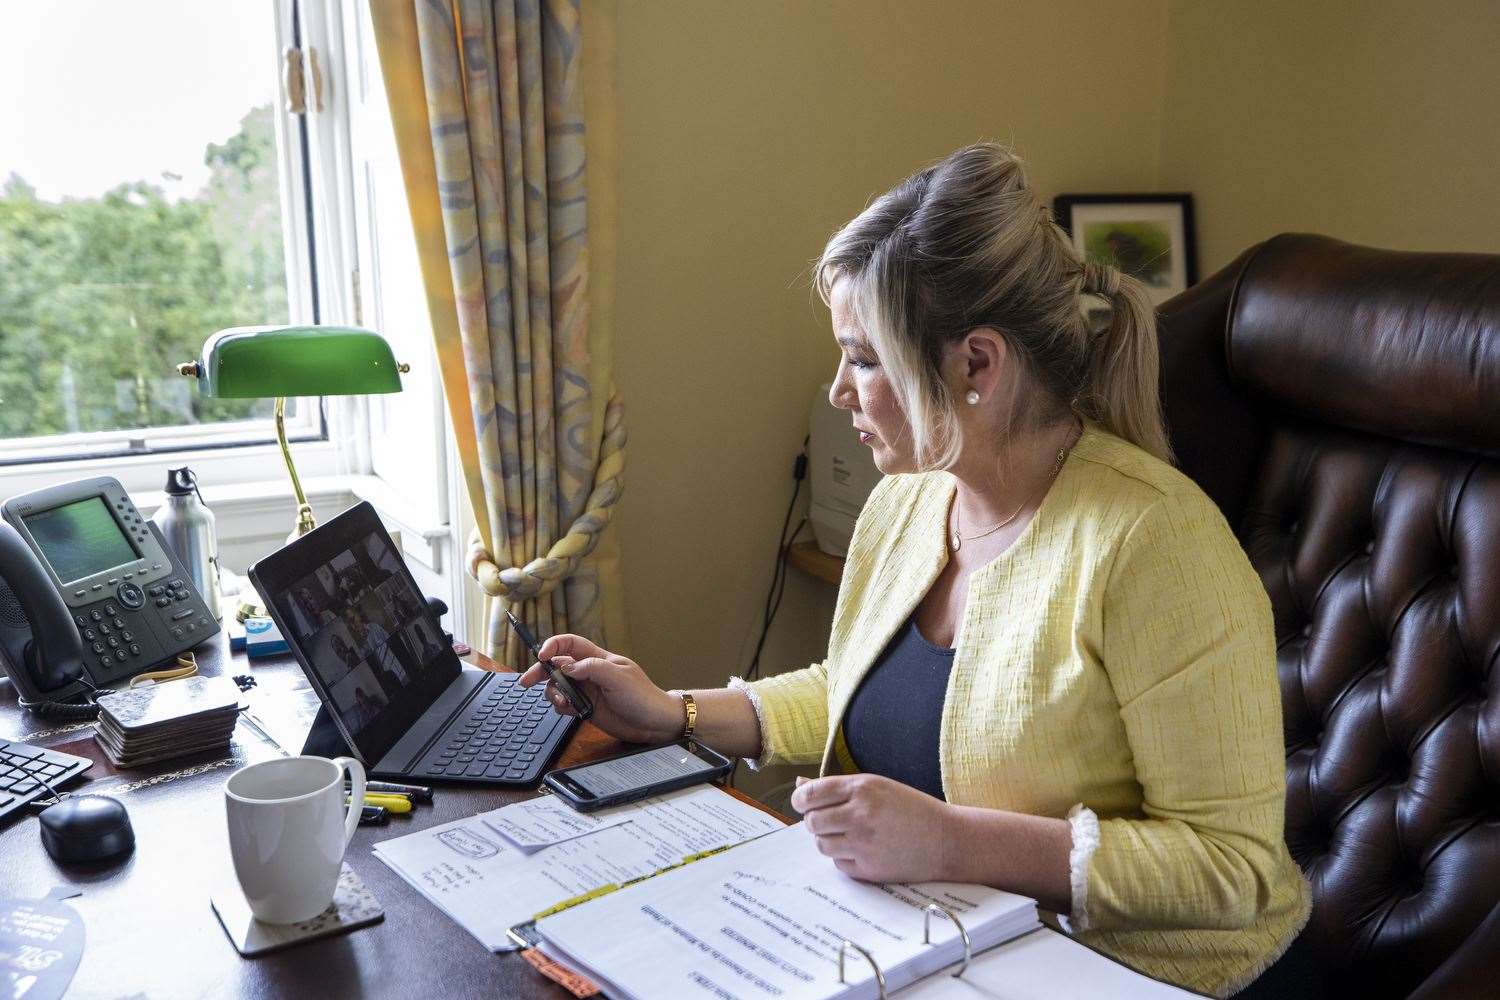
[18,652,200,719]
[18,679,101,721]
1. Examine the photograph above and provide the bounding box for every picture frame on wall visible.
[1052,193,1197,310]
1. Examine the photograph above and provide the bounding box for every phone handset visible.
[0,522,93,713]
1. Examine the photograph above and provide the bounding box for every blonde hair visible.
[815,142,1172,469]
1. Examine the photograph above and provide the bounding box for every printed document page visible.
[895,927,1203,998]
[372,785,783,951]
[536,822,1038,1000]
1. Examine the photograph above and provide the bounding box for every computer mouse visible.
[38,795,135,865]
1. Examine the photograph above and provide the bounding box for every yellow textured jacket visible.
[735,425,1311,997]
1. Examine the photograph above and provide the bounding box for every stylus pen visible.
[504,610,594,720]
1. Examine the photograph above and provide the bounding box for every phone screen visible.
[24,496,138,583]
[560,743,720,799]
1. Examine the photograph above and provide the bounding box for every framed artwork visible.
[1052,193,1197,309]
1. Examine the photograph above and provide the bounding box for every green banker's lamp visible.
[177,325,408,540]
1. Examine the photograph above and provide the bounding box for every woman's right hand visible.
[517,634,684,745]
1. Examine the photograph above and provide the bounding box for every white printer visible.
[808,382,883,557]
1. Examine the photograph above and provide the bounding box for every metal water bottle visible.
[150,468,222,621]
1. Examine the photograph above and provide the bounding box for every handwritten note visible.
[484,794,633,853]
[372,785,783,951]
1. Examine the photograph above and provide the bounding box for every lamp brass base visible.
[287,503,317,545]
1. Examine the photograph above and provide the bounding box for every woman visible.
[519,143,1312,998]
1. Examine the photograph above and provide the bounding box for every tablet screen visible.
[264,515,454,759]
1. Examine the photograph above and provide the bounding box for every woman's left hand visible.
[791,773,957,883]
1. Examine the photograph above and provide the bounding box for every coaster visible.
[211,864,383,957]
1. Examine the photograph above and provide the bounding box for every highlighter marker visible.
[349,793,412,815]
[344,786,413,807]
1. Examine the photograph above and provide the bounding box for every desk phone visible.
[1,476,220,687]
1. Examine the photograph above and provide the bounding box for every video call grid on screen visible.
[277,530,447,737]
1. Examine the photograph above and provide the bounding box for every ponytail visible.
[1076,261,1173,464]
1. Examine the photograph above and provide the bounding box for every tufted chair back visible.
[1156,233,1500,998]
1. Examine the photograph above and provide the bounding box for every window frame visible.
[0,403,326,468]
[0,1,463,642]
[0,0,333,485]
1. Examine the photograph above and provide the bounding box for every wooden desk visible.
[0,633,779,998]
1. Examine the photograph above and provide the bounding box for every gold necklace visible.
[950,427,1077,552]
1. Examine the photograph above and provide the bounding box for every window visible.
[0,0,322,470]
[0,1,455,616]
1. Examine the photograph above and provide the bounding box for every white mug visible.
[225,755,366,924]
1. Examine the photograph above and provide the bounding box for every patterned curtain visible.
[370,0,623,665]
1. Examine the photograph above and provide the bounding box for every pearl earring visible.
[965,390,980,405]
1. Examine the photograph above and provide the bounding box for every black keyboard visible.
[414,674,572,784]
[0,740,91,822]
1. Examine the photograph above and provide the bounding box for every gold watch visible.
[675,691,697,740]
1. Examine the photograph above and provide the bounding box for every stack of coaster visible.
[93,676,241,768]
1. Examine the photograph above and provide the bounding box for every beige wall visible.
[580,1,1497,787]
[1159,0,1500,273]
[583,0,1170,699]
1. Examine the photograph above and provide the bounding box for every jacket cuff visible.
[1067,803,1100,932]
[727,676,775,770]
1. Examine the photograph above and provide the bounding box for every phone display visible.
[544,740,733,811]
[23,497,139,583]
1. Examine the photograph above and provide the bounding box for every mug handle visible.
[334,756,366,849]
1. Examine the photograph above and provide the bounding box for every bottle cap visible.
[164,468,196,496]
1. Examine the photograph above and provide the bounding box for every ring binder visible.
[519,824,1049,1000]
[837,938,887,998]
[923,902,973,978]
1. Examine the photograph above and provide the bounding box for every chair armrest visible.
[1408,900,1500,999]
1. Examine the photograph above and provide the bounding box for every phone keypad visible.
[71,584,216,683]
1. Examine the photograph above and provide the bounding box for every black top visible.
[842,616,954,800]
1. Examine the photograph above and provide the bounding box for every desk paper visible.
[372,785,783,952]
[483,794,633,853]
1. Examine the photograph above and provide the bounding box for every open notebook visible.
[525,822,1041,1000]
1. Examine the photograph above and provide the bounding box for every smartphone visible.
[543,739,734,812]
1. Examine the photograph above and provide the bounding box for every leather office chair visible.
[1156,233,1500,998]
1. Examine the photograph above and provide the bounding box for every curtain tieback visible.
[465,391,627,601]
